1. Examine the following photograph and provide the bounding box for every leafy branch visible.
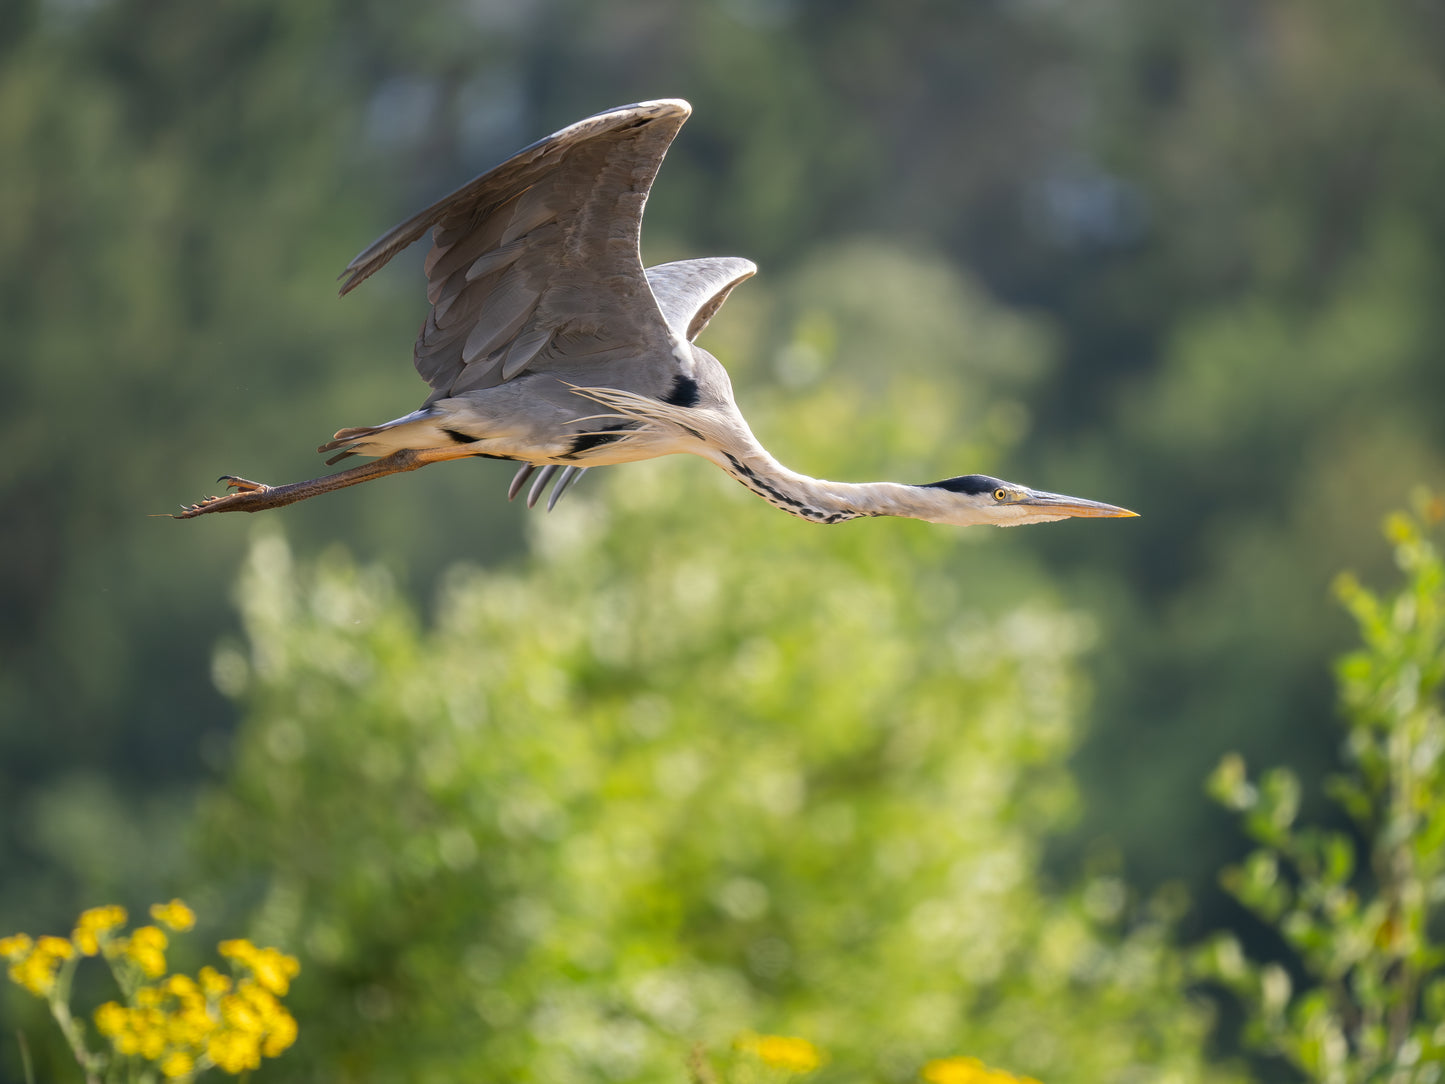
[1200,492,1445,1083]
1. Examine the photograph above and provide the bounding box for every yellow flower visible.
[6,935,75,997]
[150,900,196,933]
[218,938,255,965]
[160,1050,195,1079]
[132,925,169,952]
[923,1058,984,1084]
[236,977,280,1015]
[166,1002,217,1048]
[208,1028,263,1074]
[220,991,265,1035]
[165,972,202,1001]
[136,986,166,1009]
[126,925,169,978]
[199,965,232,997]
[248,946,301,996]
[95,1001,131,1037]
[8,955,56,997]
[73,905,128,955]
[36,935,75,960]
[261,1008,298,1057]
[922,1056,1039,1084]
[139,1020,168,1061]
[736,1033,824,1074]
[115,1028,143,1057]
[0,934,33,960]
[219,938,300,995]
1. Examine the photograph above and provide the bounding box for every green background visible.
[2,1,1442,1080]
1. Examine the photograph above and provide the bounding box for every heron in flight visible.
[178,99,1135,528]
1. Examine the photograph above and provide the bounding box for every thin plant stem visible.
[48,955,101,1084]
[17,1030,35,1084]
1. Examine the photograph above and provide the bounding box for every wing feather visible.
[424,215,519,285]
[338,99,693,399]
[460,267,540,365]
[501,325,554,381]
[645,258,757,342]
[462,240,526,283]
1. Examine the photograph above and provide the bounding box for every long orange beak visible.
[1020,490,1139,519]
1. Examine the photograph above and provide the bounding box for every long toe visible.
[220,476,269,493]
[173,477,275,517]
[175,495,231,518]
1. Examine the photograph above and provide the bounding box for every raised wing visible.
[339,100,692,400]
[645,257,757,342]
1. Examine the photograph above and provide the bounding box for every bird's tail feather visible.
[317,410,434,464]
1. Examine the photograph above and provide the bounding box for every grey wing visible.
[645,257,757,342]
[339,99,693,403]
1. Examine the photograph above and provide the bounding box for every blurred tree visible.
[195,431,1232,1084]
[0,0,1127,928]
[1198,495,1445,1082]
[1027,0,1445,897]
[0,0,548,927]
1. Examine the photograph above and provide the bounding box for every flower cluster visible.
[2,901,300,1080]
[95,944,299,1077]
[74,904,129,956]
[1,933,75,997]
[219,938,300,997]
[151,900,197,933]
[729,1035,1039,1082]
[922,1055,1042,1084]
[734,1033,825,1074]
[110,924,171,980]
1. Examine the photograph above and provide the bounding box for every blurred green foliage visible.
[1200,496,1445,1082]
[3,0,1445,1080]
[192,461,1229,1082]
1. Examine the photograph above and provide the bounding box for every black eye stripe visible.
[922,474,1008,495]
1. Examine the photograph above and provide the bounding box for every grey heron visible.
[177,99,1136,528]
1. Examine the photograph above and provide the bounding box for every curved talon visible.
[220,475,269,493]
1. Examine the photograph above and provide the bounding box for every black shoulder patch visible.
[923,474,1006,495]
[443,428,480,444]
[662,374,700,408]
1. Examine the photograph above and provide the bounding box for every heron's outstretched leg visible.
[174,448,463,518]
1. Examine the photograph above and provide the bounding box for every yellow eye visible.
[993,488,1008,501]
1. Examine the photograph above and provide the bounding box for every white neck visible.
[569,386,988,526]
[699,434,970,526]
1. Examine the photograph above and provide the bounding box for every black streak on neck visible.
[721,452,865,525]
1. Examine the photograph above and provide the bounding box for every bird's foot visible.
[173,476,273,518]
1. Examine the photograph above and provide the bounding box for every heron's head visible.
[919,474,1138,527]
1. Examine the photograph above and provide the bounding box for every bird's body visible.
[178,100,1135,528]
